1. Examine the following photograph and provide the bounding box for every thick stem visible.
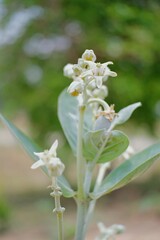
[77,105,86,199]
[84,162,93,195]
[75,103,87,240]
[84,163,110,234]
[75,200,87,240]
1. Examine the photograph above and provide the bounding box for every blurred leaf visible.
[0,114,75,198]
[91,142,160,199]
[84,130,129,163]
[110,102,142,130]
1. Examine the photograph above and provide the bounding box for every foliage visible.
[0,0,160,144]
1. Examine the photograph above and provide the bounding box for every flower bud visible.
[48,157,65,177]
[63,64,74,78]
[82,49,96,62]
[67,79,84,96]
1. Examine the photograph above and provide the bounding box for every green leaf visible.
[58,90,78,154]
[91,142,160,199]
[58,89,93,154]
[0,114,75,198]
[83,130,129,163]
[111,102,141,129]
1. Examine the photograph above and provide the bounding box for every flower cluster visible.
[31,140,65,177]
[63,49,117,99]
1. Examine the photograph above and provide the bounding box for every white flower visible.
[78,58,96,70]
[92,62,117,88]
[102,62,117,81]
[72,64,82,77]
[92,85,108,99]
[67,78,84,96]
[81,49,96,62]
[47,157,65,176]
[31,140,65,177]
[63,63,74,78]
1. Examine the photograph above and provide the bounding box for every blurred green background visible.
[0,0,160,239]
[0,0,160,145]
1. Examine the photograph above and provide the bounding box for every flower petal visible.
[109,71,117,77]
[63,63,74,78]
[34,152,45,159]
[96,77,103,88]
[49,139,58,155]
[31,160,44,169]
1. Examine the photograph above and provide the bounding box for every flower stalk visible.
[50,177,65,240]
[31,140,65,240]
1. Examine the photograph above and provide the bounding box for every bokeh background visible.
[0,0,160,239]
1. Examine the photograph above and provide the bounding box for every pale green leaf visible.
[58,89,93,154]
[111,102,141,129]
[58,90,78,153]
[91,142,160,199]
[84,130,129,163]
[0,114,75,198]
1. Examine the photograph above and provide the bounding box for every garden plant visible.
[1,49,160,240]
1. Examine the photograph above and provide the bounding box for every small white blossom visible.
[72,64,82,77]
[31,140,65,177]
[82,49,96,62]
[67,78,84,96]
[92,85,108,99]
[102,62,117,80]
[78,58,96,70]
[96,222,125,240]
[63,63,74,78]
[92,62,117,88]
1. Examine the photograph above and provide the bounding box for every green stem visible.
[75,200,87,240]
[75,103,87,240]
[77,105,86,199]
[84,162,93,195]
[87,98,110,110]
[56,211,64,240]
[51,178,65,240]
[84,163,110,234]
